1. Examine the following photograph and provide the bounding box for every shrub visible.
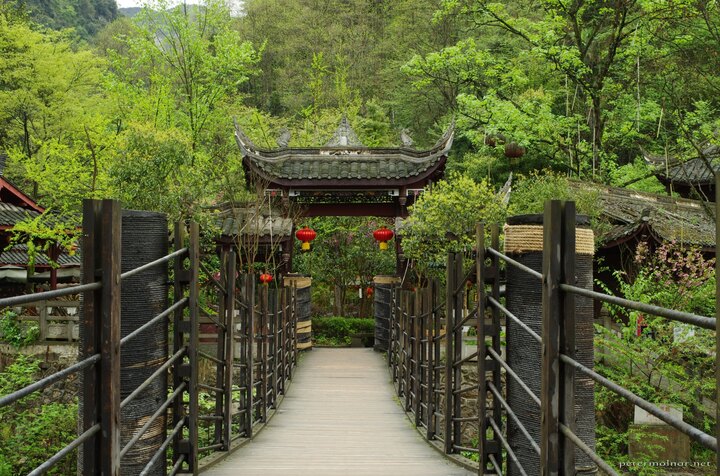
[595,241,715,470]
[312,317,375,346]
[0,356,78,475]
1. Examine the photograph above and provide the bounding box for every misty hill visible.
[119,7,142,17]
[12,0,118,38]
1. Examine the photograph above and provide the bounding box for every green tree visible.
[595,241,716,468]
[294,217,396,317]
[104,0,261,219]
[0,13,113,213]
[401,173,506,275]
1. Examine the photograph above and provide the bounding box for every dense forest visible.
[2,0,719,222]
[0,0,719,472]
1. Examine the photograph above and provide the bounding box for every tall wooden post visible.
[443,252,455,454]
[171,222,188,470]
[490,225,502,463]
[476,223,489,474]
[187,222,200,473]
[246,275,256,437]
[452,252,464,450]
[214,247,228,446]
[560,202,577,473]
[541,200,562,475]
[80,199,121,476]
[223,250,236,447]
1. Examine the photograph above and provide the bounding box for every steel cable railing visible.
[389,198,718,474]
[0,236,190,474]
[481,199,718,474]
[0,201,301,475]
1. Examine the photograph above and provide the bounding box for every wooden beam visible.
[541,200,562,476]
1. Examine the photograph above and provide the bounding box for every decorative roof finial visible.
[276,128,291,148]
[400,129,414,148]
[325,116,364,147]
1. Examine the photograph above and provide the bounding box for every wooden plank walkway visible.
[203,348,473,475]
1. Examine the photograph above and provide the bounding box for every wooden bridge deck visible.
[203,348,473,476]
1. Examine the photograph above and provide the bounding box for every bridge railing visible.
[0,199,299,475]
[391,198,719,475]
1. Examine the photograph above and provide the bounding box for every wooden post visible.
[392,287,401,383]
[223,250,236,447]
[78,200,122,476]
[100,200,121,475]
[269,287,278,408]
[444,252,455,454]
[561,202,577,473]
[80,200,100,474]
[476,223,489,474]
[260,284,268,422]
[403,291,411,410]
[38,301,48,342]
[418,287,430,428]
[187,222,200,473]
[427,280,437,440]
[280,287,287,395]
[413,289,421,424]
[246,275,255,437]
[453,252,463,449]
[490,225,502,467]
[214,247,228,446]
[171,222,188,471]
[541,200,562,475]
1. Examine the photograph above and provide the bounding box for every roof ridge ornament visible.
[325,115,364,147]
[233,117,258,155]
[400,129,414,148]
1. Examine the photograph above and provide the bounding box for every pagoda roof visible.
[570,181,715,250]
[235,120,453,188]
[644,145,720,186]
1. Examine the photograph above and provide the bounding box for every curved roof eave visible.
[235,121,455,159]
[243,155,448,188]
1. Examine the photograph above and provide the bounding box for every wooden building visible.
[0,154,80,292]
[234,117,453,274]
[572,182,716,320]
[644,145,720,201]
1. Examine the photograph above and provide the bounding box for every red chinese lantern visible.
[259,273,273,285]
[295,226,317,251]
[373,225,394,251]
[365,286,374,298]
[504,142,526,158]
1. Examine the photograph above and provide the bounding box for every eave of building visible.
[236,121,453,189]
[0,177,44,213]
[242,155,448,189]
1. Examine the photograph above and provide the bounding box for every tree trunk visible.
[591,94,604,178]
[333,285,346,316]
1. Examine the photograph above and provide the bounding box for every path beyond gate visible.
[0,199,717,474]
[203,348,472,476]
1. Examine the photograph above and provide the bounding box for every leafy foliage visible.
[0,310,39,348]
[6,210,79,272]
[401,174,505,275]
[312,316,375,347]
[0,356,78,475]
[5,0,117,39]
[294,217,395,317]
[595,241,716,468]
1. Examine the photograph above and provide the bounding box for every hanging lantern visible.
[504,142,526,158]
[365,286,374,298]
[295,226,317,251]
[373,225,394,251]
[259,273,273,285]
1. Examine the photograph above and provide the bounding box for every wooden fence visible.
[390,199,719,475]
[0,199,300,475]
